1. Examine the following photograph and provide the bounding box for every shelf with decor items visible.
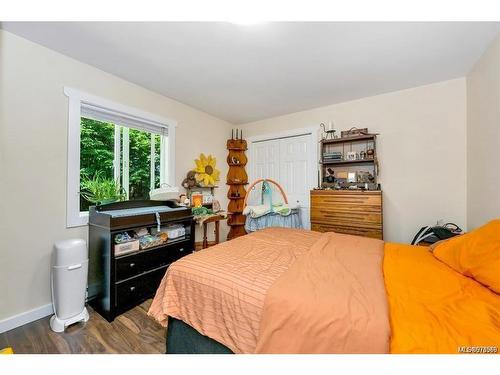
[185,185,217,208]
[312,128,382,239]
[320,158,377,166]
[320,134,376,145]
[226,133,248,240]
[319,130,379,190]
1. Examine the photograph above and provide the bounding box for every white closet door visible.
[249,133,315,229]
[279,135,313,229]
[249,140,280,206]
[252,140,280,180]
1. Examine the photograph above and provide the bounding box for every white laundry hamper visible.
[49,239,90,332]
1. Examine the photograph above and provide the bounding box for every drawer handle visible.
[179,248,184,252]
[129,263,135,268]
[129,286,136,292]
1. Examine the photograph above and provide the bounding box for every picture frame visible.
[191,192,203,207]
[347,172,357,183]
[346,151,357,161]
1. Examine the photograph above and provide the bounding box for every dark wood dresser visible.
[310,190,383,239]
[88,200,195,322]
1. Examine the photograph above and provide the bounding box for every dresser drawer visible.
[311,192,381,211]
[166,241,191,263]
[116,257,144,281]
[311,222,382,239]
[115,266,167,310]
[311,209,382,227]
[115,241,191,282]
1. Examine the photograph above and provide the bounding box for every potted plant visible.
[80,172,126,206]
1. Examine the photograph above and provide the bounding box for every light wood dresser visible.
[310,190,383,239]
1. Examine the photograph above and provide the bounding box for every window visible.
[79,118,163,211]
[65,88,176,227]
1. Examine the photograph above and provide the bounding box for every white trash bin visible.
[49,239,90,332]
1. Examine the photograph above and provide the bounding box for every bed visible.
[149,225,500,354]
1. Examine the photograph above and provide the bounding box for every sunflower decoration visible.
[193,153,220,187]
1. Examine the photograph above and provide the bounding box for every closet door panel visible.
[249,140,281,205]
[279,135,313,229]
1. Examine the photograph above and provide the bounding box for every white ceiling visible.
[2,22,500,124]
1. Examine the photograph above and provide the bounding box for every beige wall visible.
[0,30,231,320]
[241,78,468,243]
[467,33,500,229]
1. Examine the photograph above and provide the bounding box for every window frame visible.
[65,87,177,228]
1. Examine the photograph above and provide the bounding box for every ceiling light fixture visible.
[229,20,264,25]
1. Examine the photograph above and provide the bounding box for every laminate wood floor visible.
[0,300,165,354]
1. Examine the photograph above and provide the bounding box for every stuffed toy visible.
[181,171,197,189]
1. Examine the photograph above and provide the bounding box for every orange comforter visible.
[384,243,500,353]
[148,228,322,353]
[255,232,390,353]
[149,228,500,353]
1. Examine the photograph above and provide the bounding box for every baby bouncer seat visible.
[243,178,302,232]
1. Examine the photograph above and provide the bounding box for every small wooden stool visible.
[202,215,224,249]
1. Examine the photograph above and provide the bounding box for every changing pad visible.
[100,206,184,218]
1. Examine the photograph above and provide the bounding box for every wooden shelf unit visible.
[226,138,248,240]
[320,134,378,189]
[321,134,376,145]
[320,158,377,166]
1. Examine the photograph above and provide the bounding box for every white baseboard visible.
[0,304,54,334]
